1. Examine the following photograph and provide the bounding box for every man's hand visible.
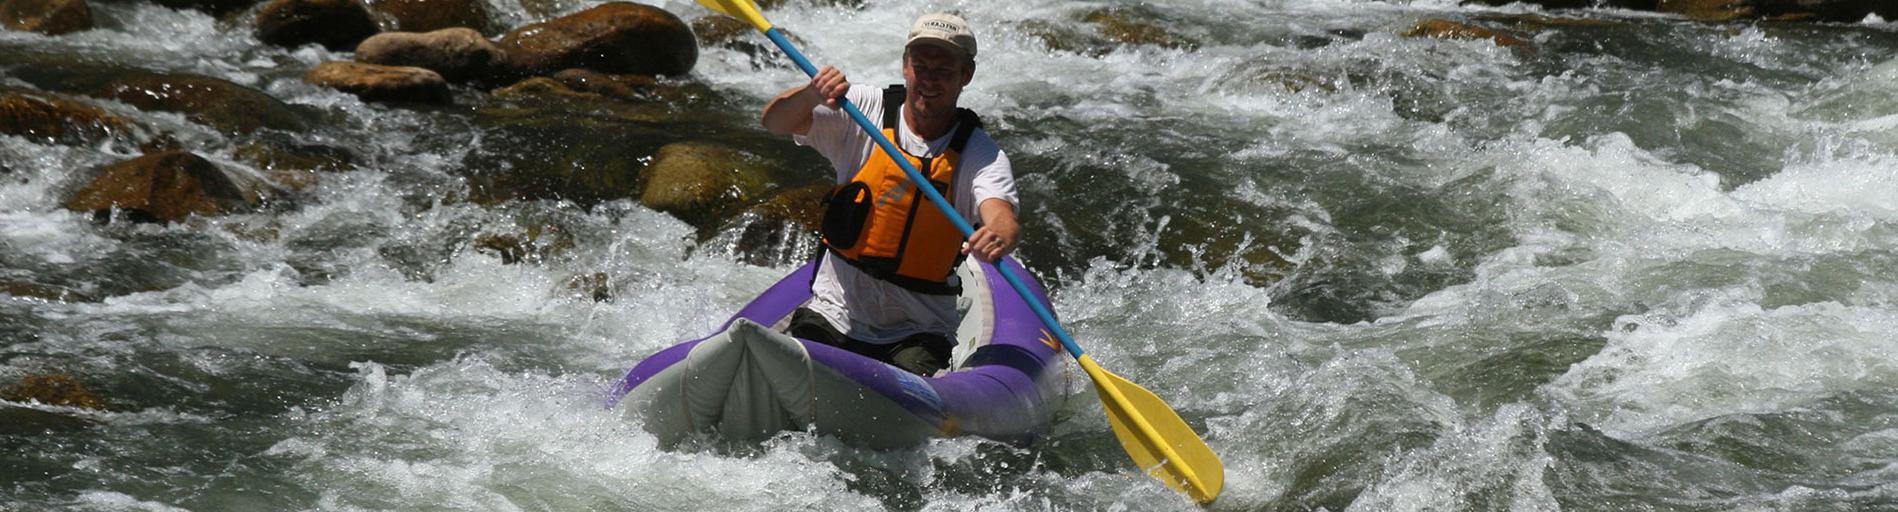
[762,65,850,135]
[963,199,1020,263]
[807,66,850,110]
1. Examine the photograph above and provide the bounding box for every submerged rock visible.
[0,0,92,35]
[94,72,309,136]
[304,61,452,104]
[254,0,381,51]
[0,89,143,147]
[0,375,104,410]
[638,141,791,227]
[64,151,277,223]
[0,280,98,302]
[496,1,697,78]
[370,0,496,34]
[150,0,256,16]
[1403,19,1532,48]
[354,27,503,83]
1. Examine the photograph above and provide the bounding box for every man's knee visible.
[888,333,953,376]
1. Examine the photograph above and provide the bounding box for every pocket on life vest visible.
[821,181,872,249]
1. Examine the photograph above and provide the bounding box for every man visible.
[759,13,1020,376]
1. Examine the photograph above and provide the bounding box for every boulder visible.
[254,0,381,51]
[496,2,697,77]
[1402,19,1531,48]
[370,0,495,34]
[64,151,276,223]
[637,141,777,226]
[0,375,104,410]
[0,0,91,35]
[355,28,503,83]
[0,89,141,147]
[305,61,451,103]
[94,72,308,136]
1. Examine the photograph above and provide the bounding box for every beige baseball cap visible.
[906,13,977,59]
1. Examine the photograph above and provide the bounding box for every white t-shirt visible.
[793,83,1018,344]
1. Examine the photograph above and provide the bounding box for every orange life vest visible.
[819,85,983,295]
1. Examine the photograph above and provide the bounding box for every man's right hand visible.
[762,65,850,135]
[807,66,850,110]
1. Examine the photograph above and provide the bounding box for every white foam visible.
[1547,297,1898,436]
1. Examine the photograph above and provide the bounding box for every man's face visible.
[902,44,975,120]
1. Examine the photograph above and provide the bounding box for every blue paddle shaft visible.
[762,28,1090,359]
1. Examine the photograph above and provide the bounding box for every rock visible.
[354,28,503,83]
[94,72,308,136]
[232,139,356,175]
[254,0,381,51]
[1080,7,1198,50]
[0,280,98,302]
[496,2,697,77]
[690,15,797,68]
[1402,19,1531,48]
[722,182,827,267]
[304,61,451,104]
[1023,7,1198,57]
[0,375,104,410]
[1656,0,1751,21]
[637,141,777,226]
[64,151,276,223]
[232,138,357,191]
[1707,0,1897,22]
[0,0,91,35]
[472,224,574,264]
[370,0,495,34]
[563,272,611,302]
[150,0,256,16]
[0,89,141,147]
[549,68,659,101]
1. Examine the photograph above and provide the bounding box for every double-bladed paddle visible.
[693,0,1224,503]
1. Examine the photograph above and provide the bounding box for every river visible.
[5,0,1898,510]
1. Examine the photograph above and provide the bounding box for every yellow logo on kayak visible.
[1039,330,1058,350]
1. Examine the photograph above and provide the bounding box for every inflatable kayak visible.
[607,257,1075,449]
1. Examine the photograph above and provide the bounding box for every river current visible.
[5,0,1898,510]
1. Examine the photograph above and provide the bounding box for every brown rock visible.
[1657,0,1751,21]
[95,73,307,136]
[305,61,451,103]
[638,141,774,226]
[0,89,139,146]
[724,182,827,266]
[0,280,97,302]
[0,0,91,35]
[254,0,381,51]
[1,375,104,410]
[496,2,697,77]
[1402,19,1531,48]
[355,28,503,83]
[371,0,494,34]
[150,0,255,16]
[65,151,274,223]
[550,68,658,100]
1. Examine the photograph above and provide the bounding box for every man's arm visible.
[964,198,1020,263]
[761,66,850,136]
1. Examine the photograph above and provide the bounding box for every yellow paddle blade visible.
[1080,357,1224,504]
[695,0,773,31]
